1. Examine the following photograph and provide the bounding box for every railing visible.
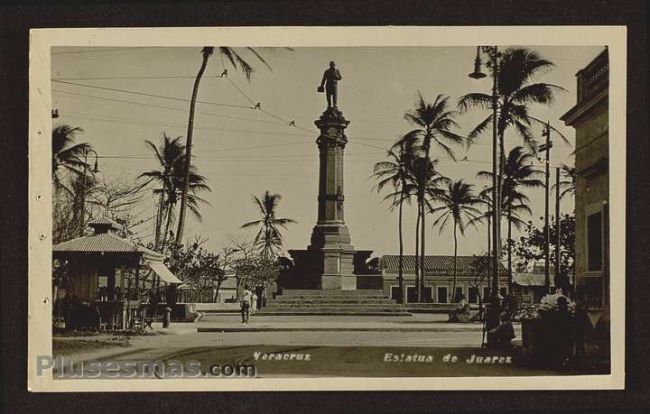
[578,52,608,104]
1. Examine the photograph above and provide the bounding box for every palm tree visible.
[459,48,563,156]
[477,146,543,288]
[458,49,564,262]
[140,134,211,250]
[402,94,464,301]
[241,191,296,259]
[372,138,418,304]
[52,125,92,194]
[139,134,185,248]
[429,180,482,302]
[176,47,278,245]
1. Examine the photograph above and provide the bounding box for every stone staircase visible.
[258,289,411,316]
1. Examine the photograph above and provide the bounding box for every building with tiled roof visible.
[380,254,508,304]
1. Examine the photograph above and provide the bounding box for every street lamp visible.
[468,46,502,341]
[79,149,100,236]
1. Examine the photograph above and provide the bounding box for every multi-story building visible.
[561,48,609,339]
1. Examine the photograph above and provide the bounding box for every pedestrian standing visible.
[240,285,253,323]
[251,291,258,315]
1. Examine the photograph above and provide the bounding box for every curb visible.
[197,326,484,333]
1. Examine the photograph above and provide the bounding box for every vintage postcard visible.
[28,26,626,391]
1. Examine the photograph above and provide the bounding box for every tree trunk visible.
[419,201,425,303]
[507,207,513,292]
[176,49,211,245]
[162,203,175,248]
[154,192,165,249]
[414,203,420,304]
[398,191,405,304]
[418,190,425,303]
[452,219,458,302]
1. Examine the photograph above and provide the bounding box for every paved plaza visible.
[50,314,608,378]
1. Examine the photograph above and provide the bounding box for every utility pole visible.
[540,122,553,294]
[555,167,561,286]
[78,149,99,236]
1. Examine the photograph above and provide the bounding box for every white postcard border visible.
[29,25,626,392]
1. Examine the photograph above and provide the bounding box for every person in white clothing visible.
[251,291,258,315]
[240,285,253,323]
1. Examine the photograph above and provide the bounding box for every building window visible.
[483,287,490,300]
[587,211,603,271]
[437,287,448,304]
[468,287,479,304]
[390,286,400,301]
[453,287,464,302]
[406,286,417,303]
[405,286,432,303]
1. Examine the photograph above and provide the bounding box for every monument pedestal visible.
[284,107,371,290]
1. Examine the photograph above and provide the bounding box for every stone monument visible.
[285,62,372,290]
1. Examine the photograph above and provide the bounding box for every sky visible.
[51,45,603,258]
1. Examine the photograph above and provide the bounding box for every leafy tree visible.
[513,213,576,290]
[429,180,482,302]
[230,248,280,294]
[86,174,146,239]
[165,237,226,303]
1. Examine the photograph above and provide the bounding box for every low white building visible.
[380,255,509,304]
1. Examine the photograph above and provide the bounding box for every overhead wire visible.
[52,79,252,109]
[53,70,569,169]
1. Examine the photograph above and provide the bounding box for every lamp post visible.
[78,149,100,236]
[469,46,502,335]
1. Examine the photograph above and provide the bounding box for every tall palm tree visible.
[176,47,277,245]
[241,191,296,259]
[402,94,464,301]
[429,180,482,302]
[459,48,563,156]
[52,125,92,194]
[139,134,185,248]
[140,134,211,250]
[477,146,543,288]
[372,138,418,304]
[459,49,563,270]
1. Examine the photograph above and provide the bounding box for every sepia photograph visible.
[28,26,626,391]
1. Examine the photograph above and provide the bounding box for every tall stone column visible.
[308,108,357,289]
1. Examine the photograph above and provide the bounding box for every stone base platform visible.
[258,289,411,316]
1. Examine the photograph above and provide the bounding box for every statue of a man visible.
[318,61,342,108]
